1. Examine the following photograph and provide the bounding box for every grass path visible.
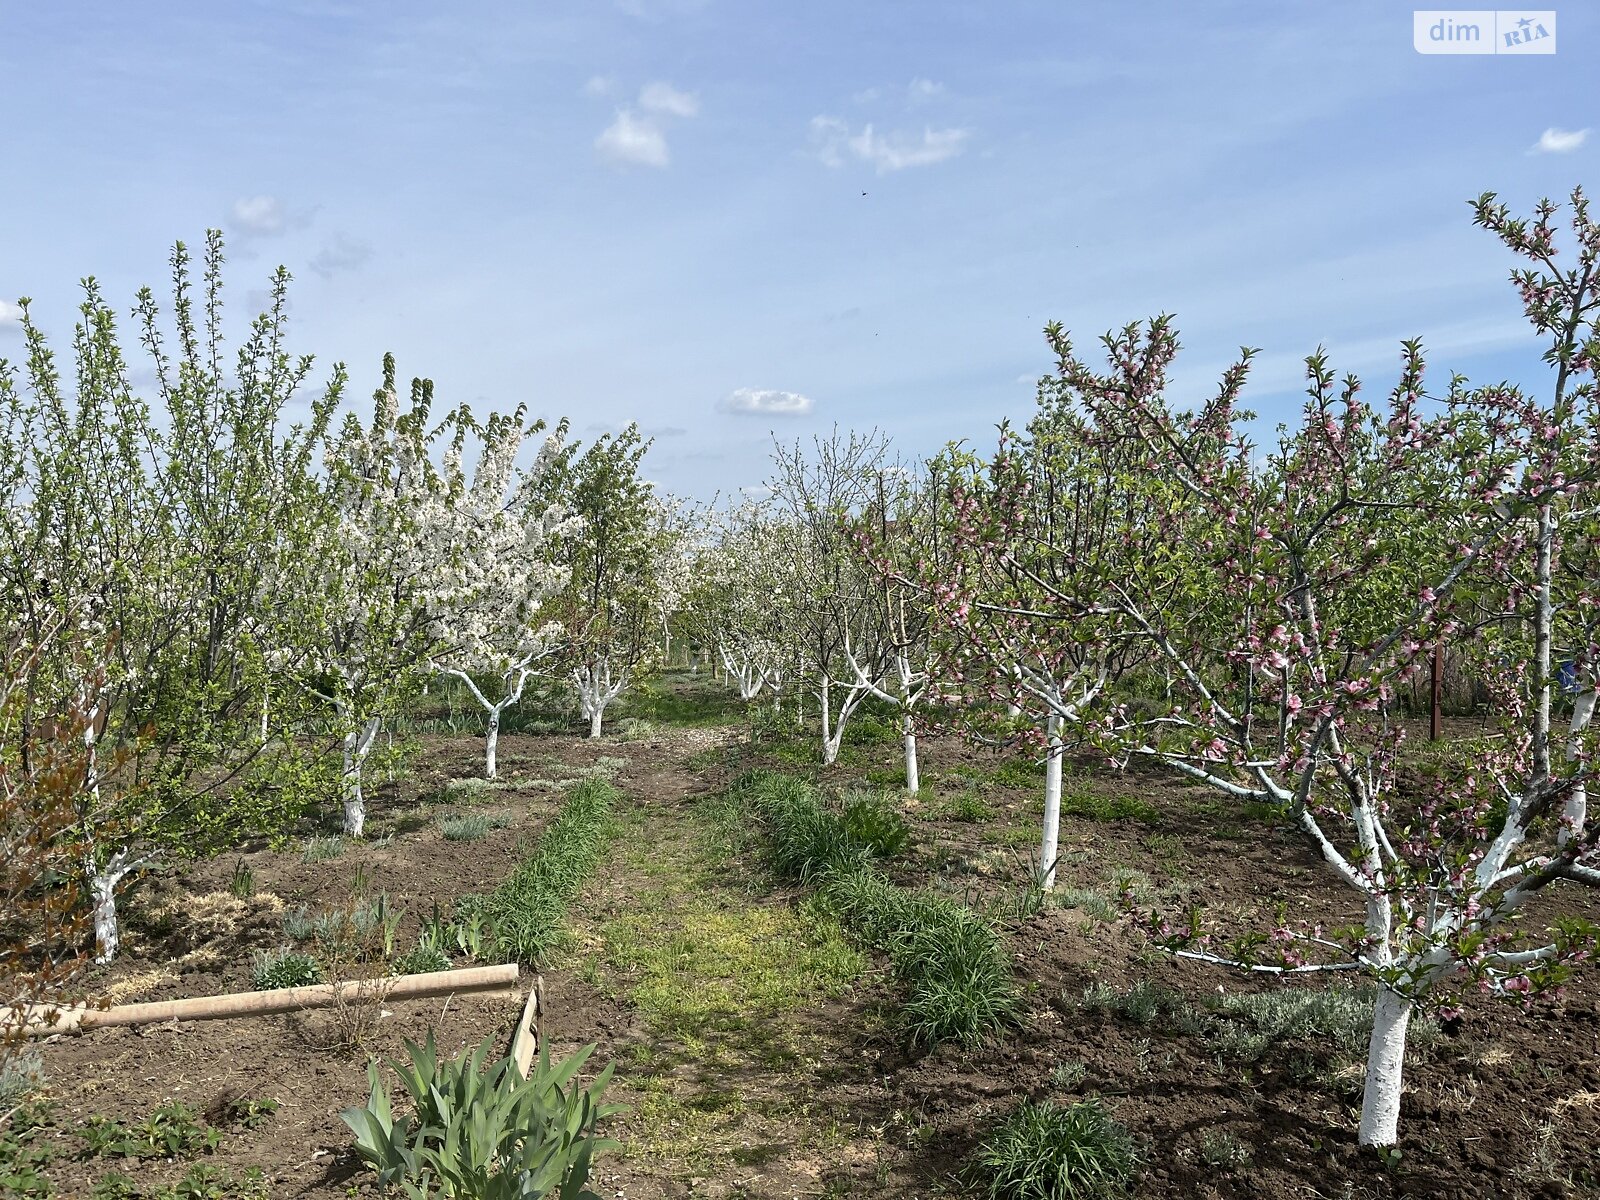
[549,738,920,1199]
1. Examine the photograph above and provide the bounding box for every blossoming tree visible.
[549,424,674,738]
[427,411,578,778]
[1035,190,1600,1145]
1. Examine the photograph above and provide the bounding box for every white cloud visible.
[850,87,881,104]
[1532,126,1589,154]
[582,74,615,97]
[596,109,670,167]
[849,124,968,172]
[810,117,968,173]
[231,195,290,236]
[0,300,24,324]
[908,77,945,102]
[719,387,814,417]
[639,81,699,118]
[309,232,372,278]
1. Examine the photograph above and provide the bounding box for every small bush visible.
[0,1050,46,1106]
[1199,1130,1252,1169]
[300,835,345,863]
[252,947,323,990]
[1210,984,1438,1059]
[1080,980,1192,1028]
[438,813,492,842]
[972,1097,1139,1200]
[282,905,315,942]
[616,717,657,741]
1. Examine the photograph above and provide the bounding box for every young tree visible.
[550,425,672,738]
[849,468,939,792]
[0,617,97,1045]
[427,411,577,778]
[769,428,896,765]
[1036,190,1600,1145]
[687,499,795,703]
[275,358,476,836]
[0,235,341,960]
[876,419,1151,880]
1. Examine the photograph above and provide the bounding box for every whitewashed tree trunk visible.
[88,848,139,964]
[1358,985,1413,1146]
[341,714,381,837]
[903,717,919,794]
[1040,715,1064,890]
[575,658,627,739]
[444,663,540,780]
[820,678,836,763]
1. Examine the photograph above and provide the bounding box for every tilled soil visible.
[25,716,1600,1199]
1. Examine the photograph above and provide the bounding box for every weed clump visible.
[972,1096,1139,1199]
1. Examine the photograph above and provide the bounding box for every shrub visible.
[438,813,492,842]
[251,947,322,990]
[300,835,345,863]
[281,905,315,942]
[341,1032,621,1198]
[972,1097,1139,1200]
[0,1051,45,1107]
[1210,984,1439,1060]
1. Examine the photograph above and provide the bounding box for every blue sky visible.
[0,1,1593,498]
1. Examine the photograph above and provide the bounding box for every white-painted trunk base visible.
[1039,716,1063,891]
[1358,986,1413,1146]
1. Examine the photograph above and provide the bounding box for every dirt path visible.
[538,730,941,1199]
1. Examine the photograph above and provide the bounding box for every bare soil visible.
[24,707,1600,1200]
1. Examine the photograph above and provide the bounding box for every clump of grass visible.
[971,1097,1139,1199]
[485,778,617,962]
[438,813,492,842]
[1054,888,1117,920]
[301,835,346,863]
[840,789,910,858]
[1059,782,1160,824]
[940,791,994,822]
[252,947,322,990]
[227,857,255,899]
[730,769,1015,1046]
[616,717,657,741]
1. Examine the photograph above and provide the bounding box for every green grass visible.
[936,791,995,822]
[727,769,1016,1046]
[614,674,746,727]
[602,893,863,1043]
[971,1097,1140,1200]
[1059,785,1160,825]
[481,777,617,962]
